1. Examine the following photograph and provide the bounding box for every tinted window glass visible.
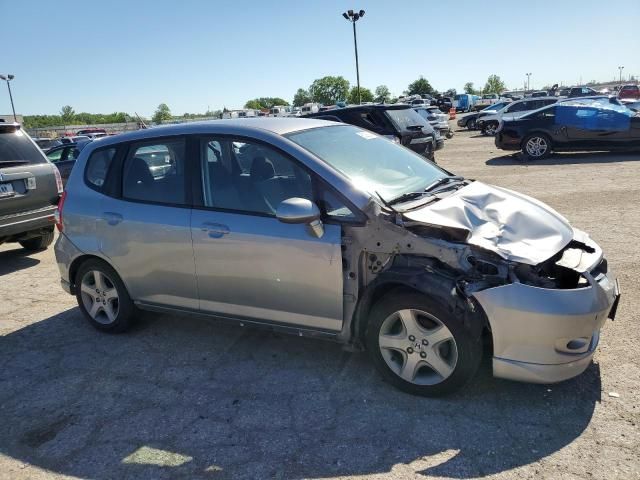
[123,139,186,205]
[385,108,428,130]
[0,129,46,165]
[86,148,116,188]
[47,147,64,162]
[201,138,312,215]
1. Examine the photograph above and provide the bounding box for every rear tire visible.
[365,292,482,396]
[467,118,476,130]
[19,227,54,251]
[522,133,552,160]
[483,121,498,136]
[75,259,135,333]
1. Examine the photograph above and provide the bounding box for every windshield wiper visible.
[423,175,464,193]
[387,191,432,206]
[406,125,425,130]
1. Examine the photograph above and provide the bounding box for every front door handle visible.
[200,222,230,238]
[102,212,123,226]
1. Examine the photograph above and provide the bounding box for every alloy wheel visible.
[485,123,497,135]
[525,136,548,157]
[378,309,458,385]
[80,270,119,325]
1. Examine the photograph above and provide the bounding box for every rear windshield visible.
[0,129,46,165]
[384,108,429,131]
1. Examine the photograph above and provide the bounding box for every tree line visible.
[22,74,507,128]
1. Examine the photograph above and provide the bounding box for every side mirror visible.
[276,198,324,238]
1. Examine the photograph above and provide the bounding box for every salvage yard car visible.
[476,96,559,135]
[55,118,620,396]
[495,97,640,159]
[307,104,442,161]
[1,123,62,251]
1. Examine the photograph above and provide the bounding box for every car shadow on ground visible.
[0,308,602,479]
[0,247,41,275]
[487,151,640,166]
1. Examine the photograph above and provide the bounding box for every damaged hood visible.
[403,181,574,265]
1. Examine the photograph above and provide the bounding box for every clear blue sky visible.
[1,0,638,116]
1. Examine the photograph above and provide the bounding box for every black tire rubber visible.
[522,132,552,160]
[484,121,498,136]
[365,292,482,397]
[19,227,55,251]
[75,259,135,333]
[467,118,476,130]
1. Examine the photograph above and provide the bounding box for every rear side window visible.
[0,129,46,165]
[86,148,116,188]
[122,139,186,205]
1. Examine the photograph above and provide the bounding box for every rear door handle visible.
[200,222,230,238]
[102,212,123,226]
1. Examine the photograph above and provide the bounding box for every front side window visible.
[47,147,64,163]
[122,139,186,205]
[286,125,445,203]
[86,147,116,188]
[200,138,312,215]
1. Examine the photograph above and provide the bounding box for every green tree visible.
[308,76,350,105]
[244,97,289,110]
[347,86,374,104]
[152,103,172,124]
[463,82,478,94]
[60,105,75,125]
[406,76,434,97]
[292,88,312,107]
[374,85,391,103]
[483,75,506,94]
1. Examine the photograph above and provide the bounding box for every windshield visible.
[385,108,429,130]
[0,128,47,165]
[483,102,508,111]
[286,125,446,203]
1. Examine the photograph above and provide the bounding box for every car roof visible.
[89,118,337,147]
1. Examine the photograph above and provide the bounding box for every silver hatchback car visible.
[54,118,620,396]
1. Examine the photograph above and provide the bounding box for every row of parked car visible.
[456,95,640,159]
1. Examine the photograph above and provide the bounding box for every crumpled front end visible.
[472,229,620,383]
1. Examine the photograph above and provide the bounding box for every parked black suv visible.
[306,104,441,160]
[0,123,62,250]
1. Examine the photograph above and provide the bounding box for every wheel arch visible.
[350,264,489,346]
[520,130,553,150]
[68,254,130,297]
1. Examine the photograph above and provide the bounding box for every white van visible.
[269,106,288,117]
[301,103,320,115]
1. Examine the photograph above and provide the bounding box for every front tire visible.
[483,121,498,136]
[19,227,54,251]
[522,133,552,159]
[467,118,476,130]
[365,292,482,396]
[75,259,135,333]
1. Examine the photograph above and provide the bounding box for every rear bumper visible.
[0,205,56,238]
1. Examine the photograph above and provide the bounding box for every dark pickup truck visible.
[0,123,62,251]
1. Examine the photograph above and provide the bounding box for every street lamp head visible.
[342,12,349,20]
[359,10,365,17]
[353,12,360,20]
[347,9,353,16]
[0,75,5,81]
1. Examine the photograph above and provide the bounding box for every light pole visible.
[342,9,365,104]
[618,66,624,83]
[0,74,16,122]
[526,72,532,92]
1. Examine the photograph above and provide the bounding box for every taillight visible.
[55,191,67,232]
[53,166,63,194]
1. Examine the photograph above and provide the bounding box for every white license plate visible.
[0,183,14,197]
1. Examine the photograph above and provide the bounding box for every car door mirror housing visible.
[276,197,321,224]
